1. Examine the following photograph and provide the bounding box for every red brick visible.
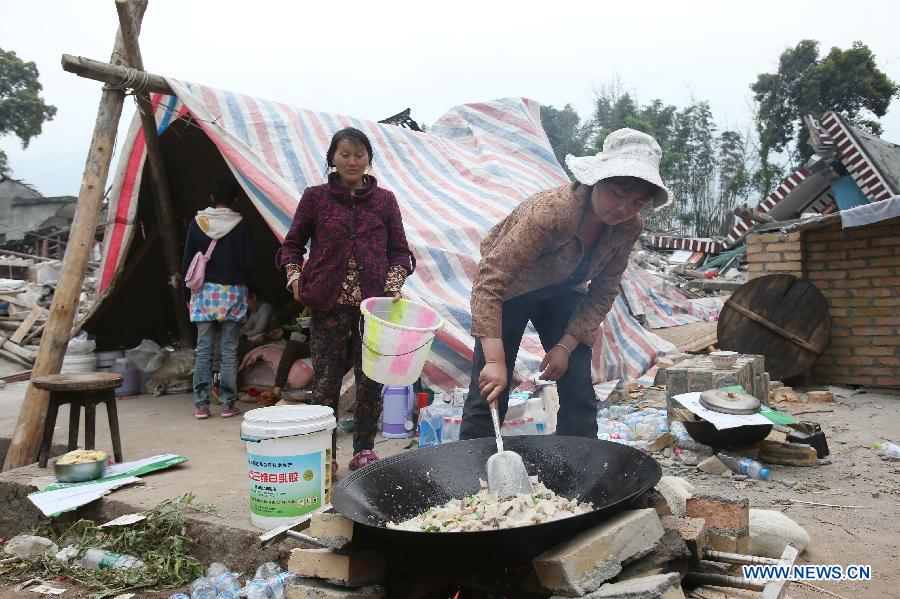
[830,279,869,288]
[809,270,848,280]
[828,240,870,250]
[753,252,781,262]
[878,357,900,367]
[850,267,893,279]
[806,242,830,252]
[808,230,847,241]
[765,262,801,272]
[828,307,850,317]
[853,326,893,337]
[874,298,900,307]
[847,247,893,258]
[850,287,893,298]
[851,307,893,317]
[872,236,900,247]
[872,316,900,326]
[839,355,876,365]
[749,233,783,244]
[808,250,846,261]
[821,288,851,298]
[856,346,896,356]
[854,367,897,376]
[768,242,801,252]
[845,225,892,238]
[831,298,870,307]
[830,337,868,346]
[833,317,873,325]
[873,277,900,286]
[685,494,749,532]
[875,376,900,387]
[868,257,900,267]
[660,516,707,560]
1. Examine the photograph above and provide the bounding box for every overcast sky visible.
[2,0,899,196]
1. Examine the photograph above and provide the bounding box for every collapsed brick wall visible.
[746,217,900,388]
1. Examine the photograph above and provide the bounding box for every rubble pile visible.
[0,252,97,371]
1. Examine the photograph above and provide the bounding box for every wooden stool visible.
[32,372,124,468]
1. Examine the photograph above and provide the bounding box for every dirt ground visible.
[0,381,897,598]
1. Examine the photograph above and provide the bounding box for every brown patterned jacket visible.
[470,182,641,346]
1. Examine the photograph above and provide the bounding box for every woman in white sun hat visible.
[460,128,670,440]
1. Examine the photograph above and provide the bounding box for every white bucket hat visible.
[565,128,671,210]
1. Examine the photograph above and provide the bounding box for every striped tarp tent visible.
[95,80,675,391]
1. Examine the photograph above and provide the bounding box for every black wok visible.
[332,435,661,565]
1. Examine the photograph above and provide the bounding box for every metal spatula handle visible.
[489,403,504,453]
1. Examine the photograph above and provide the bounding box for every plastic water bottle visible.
[874,441,900,459]
[717,451,771,480]
[440,416,455,443]
[206,562,229,579]
[216,591,240,599]
[267,572,296,599]
[168,594,190,599]
[254,562,282,580]
[189,576,216,599]
[242,580,273,599]
[213,572,241,593]
[76,548,145,571]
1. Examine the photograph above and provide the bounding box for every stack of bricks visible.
[685,492,749,555]
[664,354,768,418]
[745,231,803,279]
[803,218,900,388]
[286,513,385,599]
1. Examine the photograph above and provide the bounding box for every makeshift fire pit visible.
[332,435,663,566]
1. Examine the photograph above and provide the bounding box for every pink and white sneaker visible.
[194,408,210,419]
[221,407,241,418]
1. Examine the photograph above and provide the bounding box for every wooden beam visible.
[61,54,173,95]
[10,309,42,345]
[114,0,193,347]
[2,0,149,472]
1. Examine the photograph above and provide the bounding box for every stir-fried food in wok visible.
[388,477,592,532]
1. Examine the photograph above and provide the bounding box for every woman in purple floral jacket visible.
[276,127,415,472]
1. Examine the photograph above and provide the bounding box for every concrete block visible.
[288,548,384,587]
[687,370,713,393]
[534,508,664,596]
[696,456,727,475]
[308,512,355,550]
[660,516,707,561]
[574,572,685,598]
[616,529,690,582]
[704,526,750,555]
[685,493,749,532]
[287,578,384,599]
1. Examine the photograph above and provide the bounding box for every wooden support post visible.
[2,0,148,472]
[61,54,173,95]
[114,0,192,347]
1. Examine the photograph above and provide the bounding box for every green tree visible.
[540,103,589,177]
[715,130,753,235]
[0,48,57,174]
[751,40,898,193]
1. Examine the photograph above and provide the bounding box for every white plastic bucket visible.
[96,350,124,369]
[240,405,336,529]
[360,297,444,386]
[61,353,98,374]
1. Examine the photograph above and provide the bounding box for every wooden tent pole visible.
[2,0,148,472]
[62,54,173,95]
[114,0,192,347]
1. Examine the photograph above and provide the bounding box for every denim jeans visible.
[193,320,241,409]
[459,286,598,440]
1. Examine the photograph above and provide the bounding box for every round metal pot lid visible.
[699,389,761,414]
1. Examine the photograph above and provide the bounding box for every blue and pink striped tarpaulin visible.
[97,80,688,391]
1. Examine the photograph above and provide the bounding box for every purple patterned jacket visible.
[276,175,415,311]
